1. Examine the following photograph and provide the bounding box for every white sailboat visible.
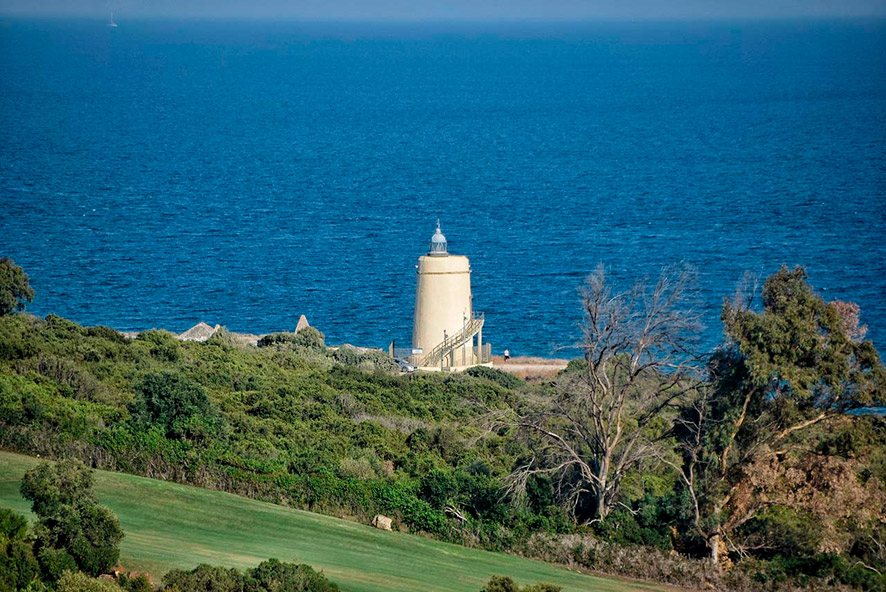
[108,12,118,27]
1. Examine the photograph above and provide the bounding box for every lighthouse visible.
[411,221,491,371]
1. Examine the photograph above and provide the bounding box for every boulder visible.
[371,514,393,531]
[178,322,218,342]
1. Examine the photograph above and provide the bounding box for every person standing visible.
[503,349,510,362]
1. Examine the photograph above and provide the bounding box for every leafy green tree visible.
[20,460,124,576]
[36,547,78,582]
[0,508,29,543]
[0,257,34,316]
[673,266,886,567]
[129,371,220,440]
[0,508,40,592]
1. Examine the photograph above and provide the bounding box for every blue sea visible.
[1,19,885,357]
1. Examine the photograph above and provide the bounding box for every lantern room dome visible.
[429,220,448,256]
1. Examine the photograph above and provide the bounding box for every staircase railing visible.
[418,312,484,368]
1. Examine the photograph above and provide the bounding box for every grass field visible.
[0,451,669,592]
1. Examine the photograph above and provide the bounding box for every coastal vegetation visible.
[0,258,33,318]
[1,259,884,591]
[0,451,651,592]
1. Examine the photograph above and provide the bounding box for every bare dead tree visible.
[508,263,703,523]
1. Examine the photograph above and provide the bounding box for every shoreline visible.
[118,322,574,366]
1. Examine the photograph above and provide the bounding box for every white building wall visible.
[412,254,473,366]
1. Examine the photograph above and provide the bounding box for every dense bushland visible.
[1,264,885,591]
[0,313,555,547]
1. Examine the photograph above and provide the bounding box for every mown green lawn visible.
[0,451,669,592]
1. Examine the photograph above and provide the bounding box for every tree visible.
[20,460,124,576]
[672,266,886,568]
[129,371,220,440]
[0,509,40,592]
[0,257,34,316]
[509,264,702,523]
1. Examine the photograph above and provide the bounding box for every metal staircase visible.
[418,312,485,368]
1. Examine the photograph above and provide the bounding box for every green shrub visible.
[338,456,379,480]
[329,347,399,372]
[480,576,561,592]
[247,558,339,592]
[739,554,886,592]
[331,347,361,367]
[294,327,325,350]
[593,508,672,551]
[16,354,111,403]
[355,350,399,373]
[739,507,823,559]
[135,330,180,362]
[129,371,222,440]
[117,573,152,592]
[57,571,124,592]
[482,576,519,592]
[0,507,29,540]
[0,509,40,592]
[84,326,128,344]
[37,547,78,583]
[162,560,339,592]
[259,328,326,351]
[258,333,298,348]
[465,366,524,390]
[44,315,83,339]
[0,314,41,360]
[163,564,244,592]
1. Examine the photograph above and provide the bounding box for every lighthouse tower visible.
[412,221,491,371]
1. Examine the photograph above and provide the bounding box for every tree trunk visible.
[595,458,609,521]
[596,491,607,521]
[709,532,721,566]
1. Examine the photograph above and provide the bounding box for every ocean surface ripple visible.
[1,19,884,356]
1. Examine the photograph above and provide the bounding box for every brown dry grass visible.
[492,356,570,381]
[492,355,570,366]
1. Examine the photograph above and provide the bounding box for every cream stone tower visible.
[411,221,491,371]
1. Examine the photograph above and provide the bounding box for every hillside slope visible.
[0,451,667,592]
